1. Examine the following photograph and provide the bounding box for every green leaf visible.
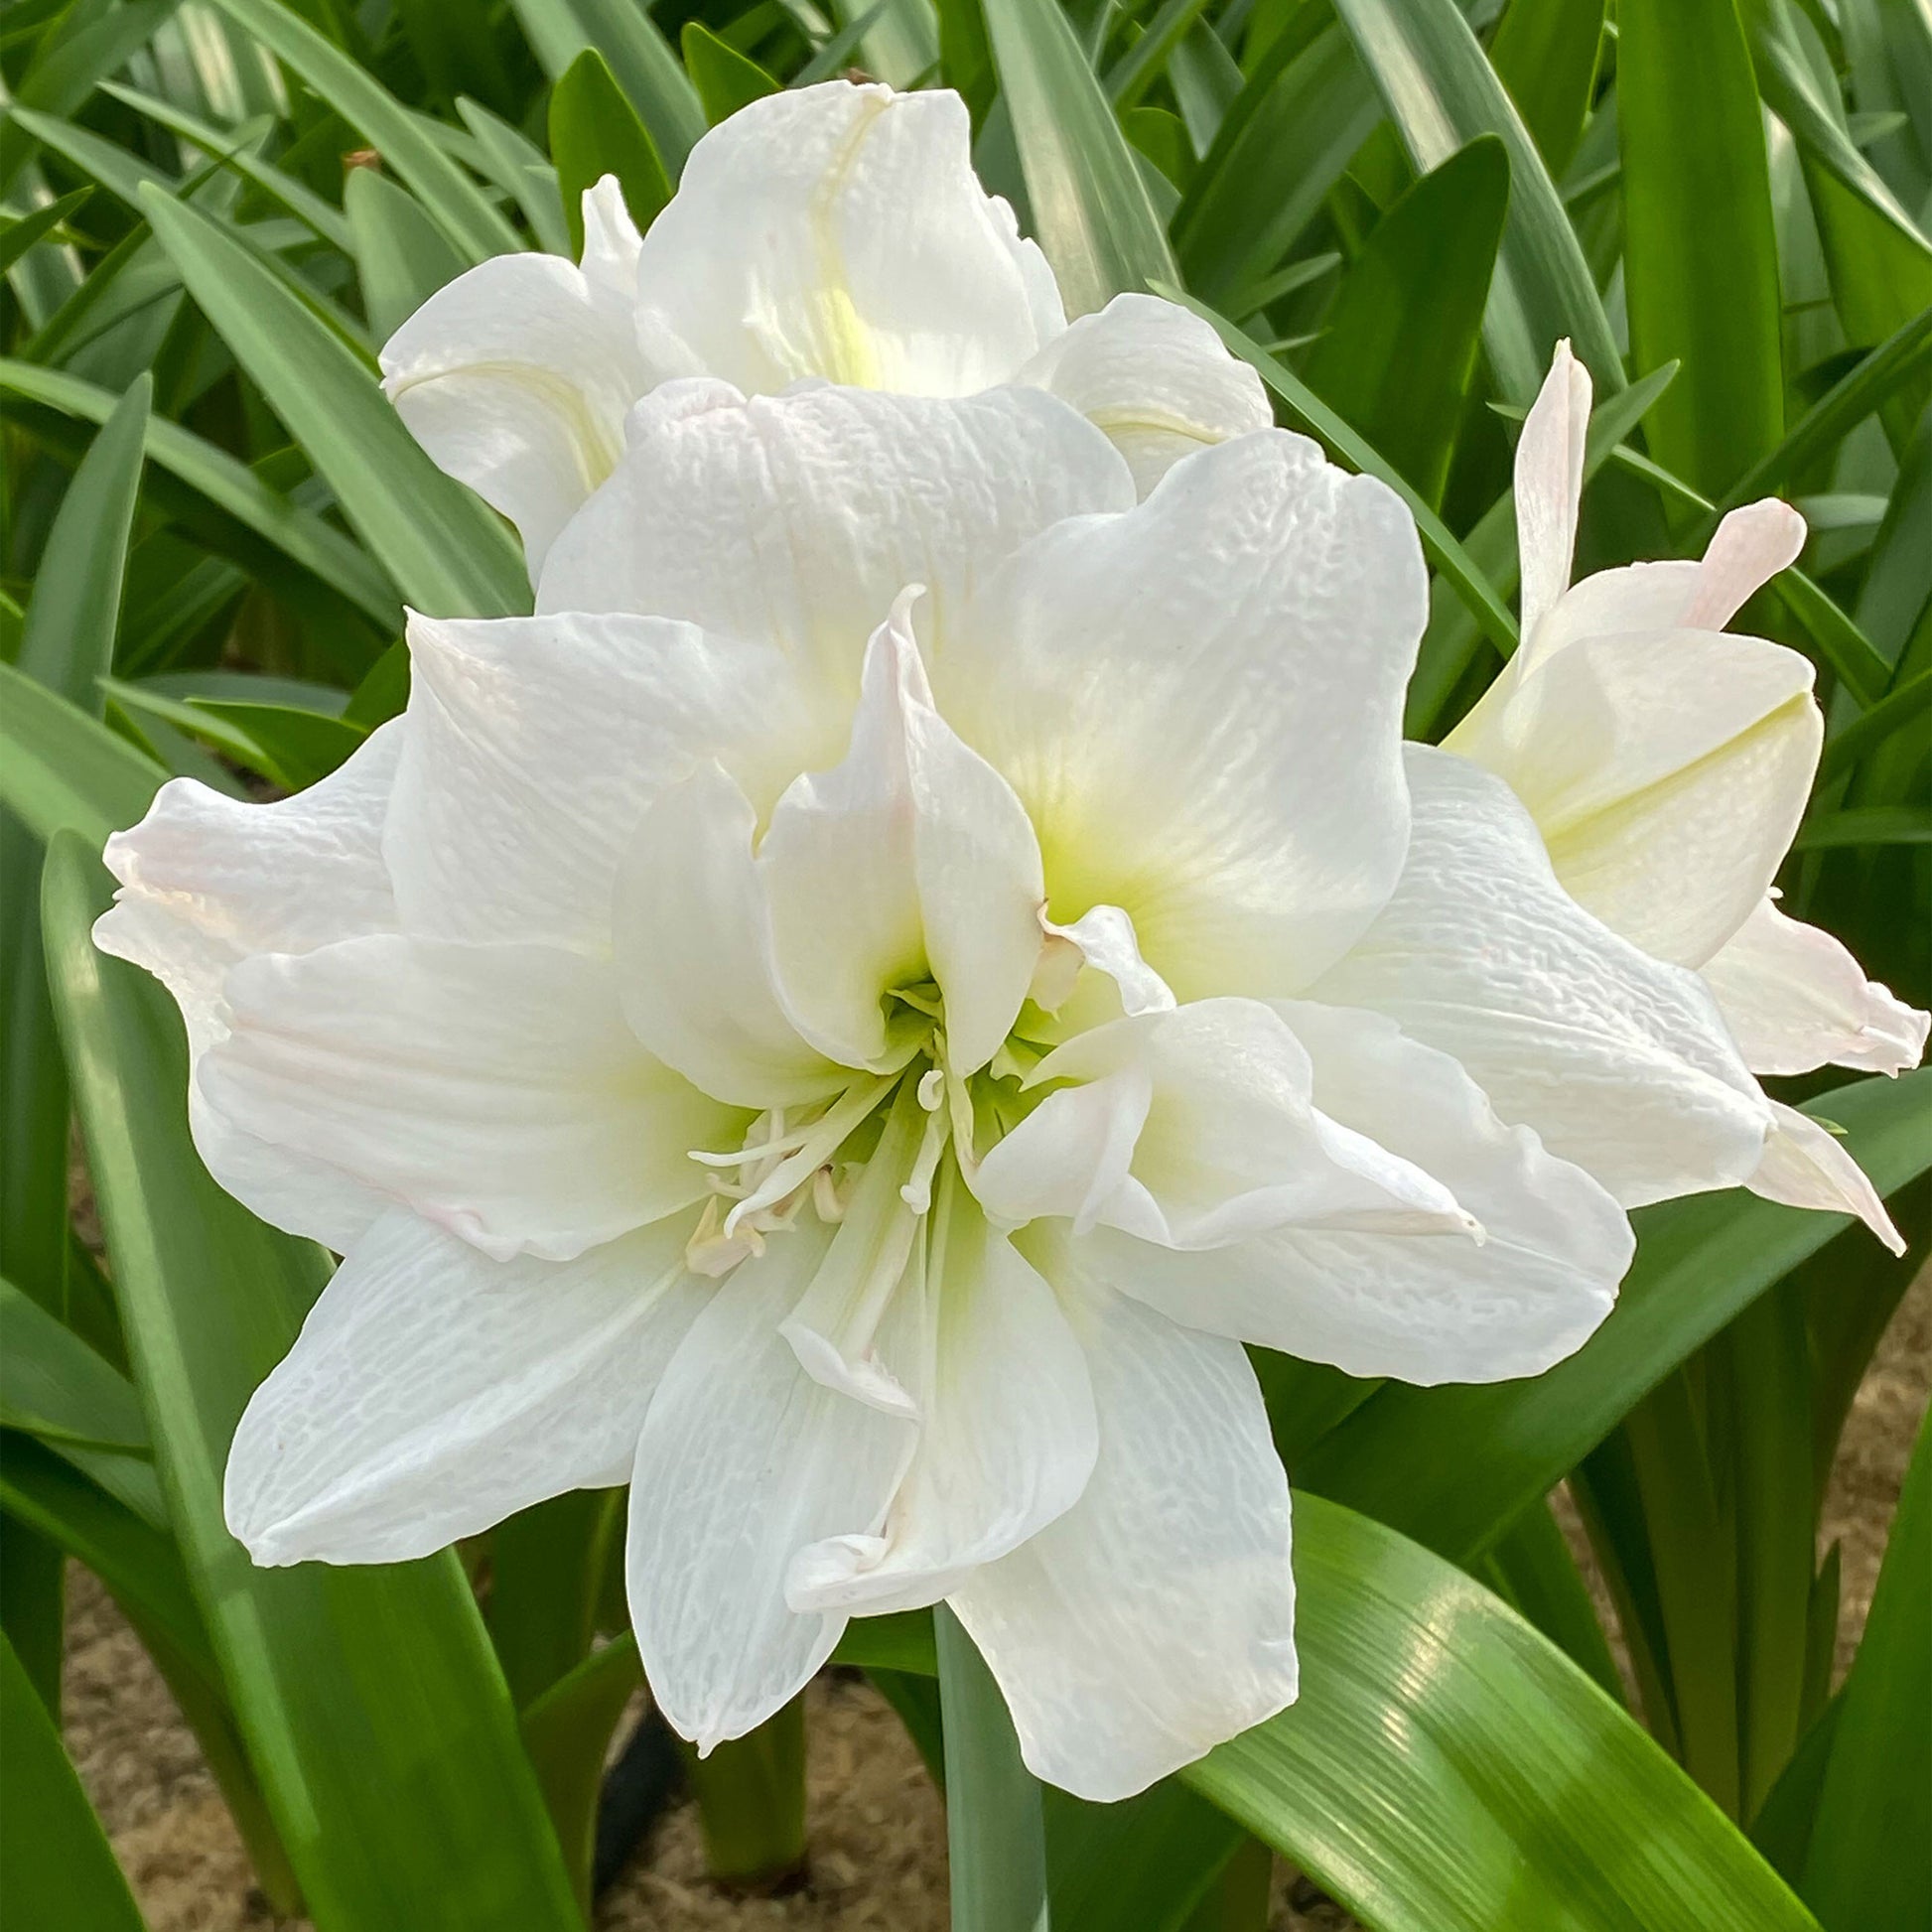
[0,660,165,848]
[1477,1491,1626,1705]
[936,1603,1049,1932]
[344,164,470,341]
[0,359,401,630]
[457,97,572,256]
[97,677,367,790]
[1301,135,1509,507]
[1485,0,1603,178]
[1303,1071,1932,1566]
[1618,0,1785,494]
[1160,286,1520,660]
[1712,299,1932,515]
[0,187,91,276]
[0,0,182,197]
[0,1435,199,1658]
[1797,802,1932,847]
[1180,1494,1820,1931]
[206,0,519,261]
[1798,1407,1930,1927]
[1173,22,1378,307]
[549,47,672,255]
[1045,1780,1245,1932]
[981,0,1176,316]
[680,21,779,124]
[95,80,352,250]
[0,1275,149,1457]
[42,834,585,1932]
[518,1624,641,1914]
[505,0,706,176]
[139,186,528,619]
[1328,0,1622,400]
[17,371,148,706]
[0,1629,147,1932]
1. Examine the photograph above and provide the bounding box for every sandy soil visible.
[60,1273,1929,1931]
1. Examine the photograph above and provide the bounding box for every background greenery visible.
[1,0,1928,1927]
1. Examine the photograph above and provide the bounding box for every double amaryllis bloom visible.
[96,81,1925,1802]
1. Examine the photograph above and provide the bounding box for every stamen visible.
[719,1074,896,1235]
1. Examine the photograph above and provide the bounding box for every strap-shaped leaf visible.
[206,0,519,261]
[504,0,706,175]
[1618,0,1784,494]
[981,0,1176,316]
[41,834,584,1932]
[1328,0,1621,399]
[0,1630,147,1932]
[140,186,528,619]
[1179,1494,1820,1932]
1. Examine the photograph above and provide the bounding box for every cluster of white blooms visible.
[96,82,1926,1802]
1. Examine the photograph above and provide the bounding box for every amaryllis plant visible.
[6,9,1929,1932]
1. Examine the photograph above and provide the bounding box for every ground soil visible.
[61,1272,1929,1932]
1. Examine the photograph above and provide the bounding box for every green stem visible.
[683,1694,808,1889]
[935,1603,1049,1932]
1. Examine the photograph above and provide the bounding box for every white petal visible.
[1531,499,1808,665]
[787,1185,1098,1614]
[1700,896,1930,1077]
[1748,1101,1904,1254]
[758,598,1045,1073]
[1014,292,1272,496]
[778,1082,928,1418]
[630,82,1064,397]
[1311,746,1770,1206]
[934,431,1424,997]
[1076,1001,1629,1383]
[198,934,744,1261]
[1449,627,1822,967]
[614,763,843,1108]
[380,250,646,574]
[225,1208,705,1565]
[975,998,1468,1248]
[1516,340,1590,646]
[627,1225,914,1752]
[948,1251,1297,1803]
[537,379,1133,700]
[383,607,832,951]
[578,175,643,303]
[94,730,403,1252]
[1036,903,1175,1019]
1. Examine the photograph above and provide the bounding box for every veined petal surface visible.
[199,934,744,1261]
[628,1228,914,1752]
[629,82,1063,396]
[949,1251,1298,1803]
[537,380,1134,698]
[1311,746,1770,1206]
[1069,1002,1628,1383]
[1700,896,1930,1077]
[934,431,1425,999]
[226,1208,704,1565]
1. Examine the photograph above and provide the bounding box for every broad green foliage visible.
[1,0,1926,1927]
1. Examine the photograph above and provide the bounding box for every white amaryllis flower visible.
[92,372,1719,1799]
[377,79,1269,573]
[1446,344,1929,1251]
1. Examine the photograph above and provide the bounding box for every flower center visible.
[682,984,996,1280]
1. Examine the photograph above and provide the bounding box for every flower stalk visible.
[681,1696,809,1889]
[937,1604,1050,1932]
